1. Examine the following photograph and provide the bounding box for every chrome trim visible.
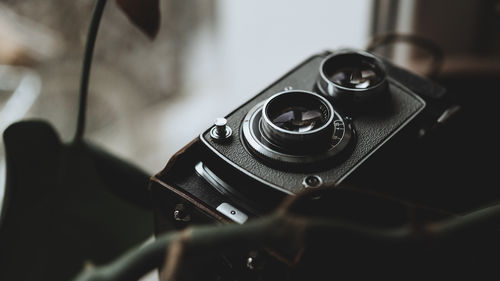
[216,202,248,224]
[242,100,353,165]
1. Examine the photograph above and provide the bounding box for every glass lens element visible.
[329,63,382,89]
[271,106,324,132]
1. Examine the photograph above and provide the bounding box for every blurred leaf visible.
[115,0,160,39]
[0,120,154,281]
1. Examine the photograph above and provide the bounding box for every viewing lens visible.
[316,50,388,103]
[328,62,383,89]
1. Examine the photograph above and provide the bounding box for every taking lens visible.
[270,106,324,132]
[316,50,388,103]
[241,90,354,166]
[261,90,334,151]
[267,99,328,133]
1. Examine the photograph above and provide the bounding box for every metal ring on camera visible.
[241,90,353,166]
[316,49,388,103]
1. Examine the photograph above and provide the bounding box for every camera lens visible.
[328,63,383,89]
[242,90,354,166]
[317,50,388,102]
[261,90,334,152]
[267,99,327,133]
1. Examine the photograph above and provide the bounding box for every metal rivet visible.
[173,204,191,222]
[302,175,323,188]
[246,257,255,270]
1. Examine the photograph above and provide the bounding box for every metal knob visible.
[210,117,232,141]
[215,117,227,135]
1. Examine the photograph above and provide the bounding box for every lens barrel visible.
[260,90,335,152]
[242,90,353,166]
[316,50,388,103]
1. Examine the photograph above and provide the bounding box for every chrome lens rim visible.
[317,49,388,102]
[241,92,354,166]
[261,90,335,139]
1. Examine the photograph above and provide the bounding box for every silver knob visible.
[215,117,227,135]
[210,117,232,141]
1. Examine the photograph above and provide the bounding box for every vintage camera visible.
[148,48,452,278]
[149,48,448,231]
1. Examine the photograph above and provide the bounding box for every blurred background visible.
[1,0,500,234]
[0,0,374,209]
[0,0,499,280]
[1,0,500,221]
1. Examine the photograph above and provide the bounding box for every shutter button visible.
[210,117,232,141]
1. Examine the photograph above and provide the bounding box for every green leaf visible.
[0,120,154,281]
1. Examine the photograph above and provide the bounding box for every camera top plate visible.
[200,52,426,195]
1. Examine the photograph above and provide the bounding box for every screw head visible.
[246,257,255,270]
[173,204,191,222]
[302,175,323,188]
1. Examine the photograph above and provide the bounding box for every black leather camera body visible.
[149,49,448,233]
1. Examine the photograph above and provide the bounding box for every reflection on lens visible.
[260,90,335,153]
[271,106,324,132]
[329,64,382,89]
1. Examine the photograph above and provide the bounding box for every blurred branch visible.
[433,203,500,235]
[73,0,107,144]
[73,0,161,143]
[70,214,408,281]
[72,196,500,281]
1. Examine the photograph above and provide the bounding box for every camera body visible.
[149,49,447,232]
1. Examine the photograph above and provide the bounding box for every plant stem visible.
[73,0,108,144]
